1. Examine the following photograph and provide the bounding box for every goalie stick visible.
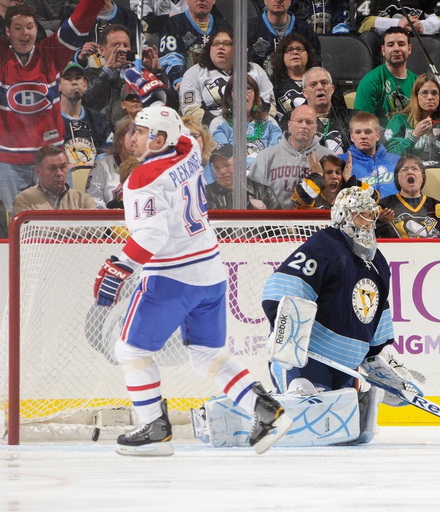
[307,350,440,420]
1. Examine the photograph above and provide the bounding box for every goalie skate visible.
[116,403,173,457]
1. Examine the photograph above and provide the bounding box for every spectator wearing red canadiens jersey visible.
[0,0,106,215]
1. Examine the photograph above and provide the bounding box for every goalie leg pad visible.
[268,296,317,369]
[354,386,384,444]
[192,388,360,447]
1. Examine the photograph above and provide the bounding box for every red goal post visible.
[2,209,330,445]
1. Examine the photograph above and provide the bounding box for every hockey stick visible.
[396,0,440,82]
[307,350,440,419]
[270,298,439,418]
[308,350,365,382]
[364,378,440,419]
[135,0,143,71]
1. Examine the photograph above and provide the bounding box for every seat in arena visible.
[407,37,440,76]
[215,0,260,25]
[318,34,374,96]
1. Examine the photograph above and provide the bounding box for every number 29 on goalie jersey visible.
[263,228,394,370]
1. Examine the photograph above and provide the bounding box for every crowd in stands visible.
[0,0,440,239]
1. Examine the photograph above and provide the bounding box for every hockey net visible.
[0,209,330,444]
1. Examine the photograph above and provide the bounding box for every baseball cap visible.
[62,62,85,77]
[209,144,233,163]
[121,83,141,101]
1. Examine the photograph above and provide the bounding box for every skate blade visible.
[253,414,294,455]
[116,441,174,457]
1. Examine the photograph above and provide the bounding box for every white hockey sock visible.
[216,358,257,414]
[187,345,257,414]
[115,339,162,424]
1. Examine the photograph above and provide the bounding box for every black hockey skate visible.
[250,382,294,454]
[116,402,173,456]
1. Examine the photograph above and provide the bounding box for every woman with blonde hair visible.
[210,75,282,169]
[85,116,135,208]
[384,73,440,165]
[182,115,217,184]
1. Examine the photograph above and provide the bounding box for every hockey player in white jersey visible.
[94,105,293,456]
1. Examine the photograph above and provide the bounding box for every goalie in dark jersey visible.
[191,187,424,447]
[263,186,424,442]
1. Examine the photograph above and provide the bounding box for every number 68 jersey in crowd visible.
[262,227,394,370]
[122,135,226,286]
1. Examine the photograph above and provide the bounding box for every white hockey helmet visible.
[331,186,380,261]
[134,106,183,147]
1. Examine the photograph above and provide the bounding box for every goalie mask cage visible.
[1,209,330,445]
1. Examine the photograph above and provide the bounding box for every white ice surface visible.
[0,427,439,512]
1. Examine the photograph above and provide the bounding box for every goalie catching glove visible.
[360,345,425,406]
[94,255,133,307]
[124,68,167,107]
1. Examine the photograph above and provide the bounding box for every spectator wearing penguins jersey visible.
[60,62,114,171]
[158,0,230,90]
[179,26,275,126]
[376,154,440,239]
[302,67,351,154]
[247,0,321,74]
[270,32,318,131]
[130,0,188,38]
[289,0,351,34]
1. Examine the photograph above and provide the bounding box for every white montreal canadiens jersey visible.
[123,135,225,286]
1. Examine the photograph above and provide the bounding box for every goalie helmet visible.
[331,187,379,261]
[134,106,183,147]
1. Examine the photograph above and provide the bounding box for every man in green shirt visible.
[354,27,418,128]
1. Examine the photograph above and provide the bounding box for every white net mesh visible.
[0,213,330,442]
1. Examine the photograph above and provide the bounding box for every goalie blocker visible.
[268,296,317,369]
